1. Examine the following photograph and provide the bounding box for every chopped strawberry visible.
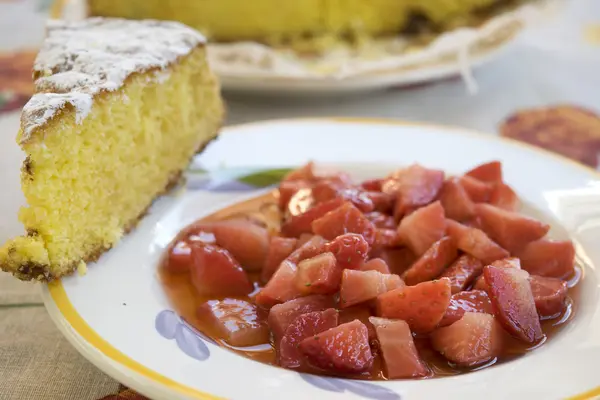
[262,237,298,283]
[363,192,395,213]
[475,204,550,253]
[360,258,391,274]
[283,162,316,182]
[383,164,444,219]
[281,198,346,237]
[267,295,335,344]
[197,299,269,346]
[459,176,494,203]
[286,187,314,216]
[439,254,484,293]
[279,180,311,212]
[472,258,521,292]
[431,312,503,366]
[299,320,374,374]
[340,270,403,308]
[374,229,400,249]
[279,309,339,368]
[445,219,509,264]
[465,161,503,183]
[529,275,568,318]
[483,265,543,343]
[313,180,375,213]
[438,300,465,328]
[190,244,253,297]
[402,237,458,286]
[360,179,384,192]
[490,182,520,211]
[325,233,370,269]
[287,235,328,264]
[439,178,476,221]
[296,233,314,248]
[365,212,397,230]
[452,290,494,314]
[383,274,405,291]
[166,240,194,273]
[369,317,429,378]
[373,247,418,275]
[396,201,446,256]
[205,220,270,272]
[296,252,342,295]
[255,261,301,308]
[339,306,377,341]
[376,278,452,333]
[312,202,377,245]
[515,239,575,280]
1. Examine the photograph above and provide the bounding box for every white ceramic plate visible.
[41,119,600,400]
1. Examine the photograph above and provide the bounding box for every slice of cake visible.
[0,18,224,281]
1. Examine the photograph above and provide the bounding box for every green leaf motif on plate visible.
[238,168,293,187]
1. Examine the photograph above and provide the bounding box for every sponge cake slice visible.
[0,18,224,281]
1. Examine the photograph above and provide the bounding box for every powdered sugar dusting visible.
[20,17,206,142]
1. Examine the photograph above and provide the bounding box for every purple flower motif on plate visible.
[155,310,211,361]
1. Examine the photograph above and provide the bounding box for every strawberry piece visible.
[369,317,429,378]
[383,274,405,291]
[459,176,494,203]
[286,187,314,217]
[402,237,458,286]
[262,237,298,283]
[396,201,446,256]
[340,269,404,308]
[312,179,375,213]
[475,204,550,253]
[445,219,509,264]
[268,295,335,344]
[190,244,253,297]
[325,233,370,269]
[360,258,391,274]
[376,278,452,333]
[529,275,568,318]
[465,161,503,183]
[312,202,377,245]
[296,252,342,295]
[431,312,503,366]
[299,320,374,374]
[166,240,194,273]
[287,235,328,264]
[197,299,269,347]
[452,290,494,314]
[279,309,339,368]
[255,261,301,308]
[438,299,465,328]
[374,229,400,249]
[472,258,521,292]
[360,179,383,192]
[296,233,314,248]
[339,306,377,341]
[365,212,397,230]
[281,198,346,237]
[279,180,311,212]
[490,182,520,211]
[483,265,543,343]
[515,239,575,280]
[207,220,270,271]
[364,192,395,213]
[373,247,417,275]
[439,254,484,293]
[283,162,316,182]
[439,178,476,221]
[383,164,444,219]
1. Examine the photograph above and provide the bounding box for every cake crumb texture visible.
[0,20,224,281]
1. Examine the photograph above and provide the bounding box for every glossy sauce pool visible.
[159,191,582,380]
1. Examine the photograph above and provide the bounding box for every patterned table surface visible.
[0,0,599,399]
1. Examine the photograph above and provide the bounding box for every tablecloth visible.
[0,0,598,399]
